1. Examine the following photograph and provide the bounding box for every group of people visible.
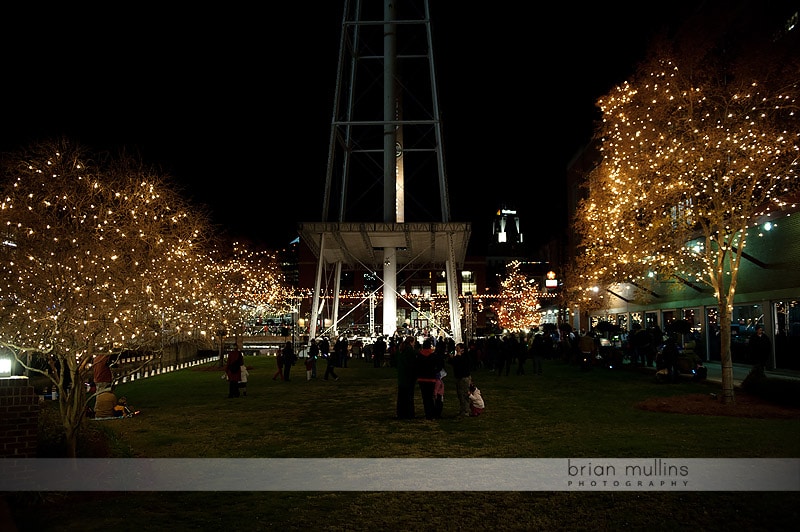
[268,341,299,382]
[395,336,485,421]
[88,353,139,418]
[466,330,553,376]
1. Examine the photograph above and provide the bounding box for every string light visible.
[571,53,799,311]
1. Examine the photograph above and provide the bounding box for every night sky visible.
[0,3,690,252]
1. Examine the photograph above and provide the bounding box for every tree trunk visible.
[60,381,87,459]
[718,303,735,405]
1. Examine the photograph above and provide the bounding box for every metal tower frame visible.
[298,0,470,344]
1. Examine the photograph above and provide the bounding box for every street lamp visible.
[0,353,12,378]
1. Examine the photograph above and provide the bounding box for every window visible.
[411,285,431,298]
[461,270,476,295]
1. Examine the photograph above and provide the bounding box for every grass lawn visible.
[9,356,800,531]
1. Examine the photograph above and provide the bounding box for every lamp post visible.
[0,353,13,378]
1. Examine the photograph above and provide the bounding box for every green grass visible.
[9,357,800,531]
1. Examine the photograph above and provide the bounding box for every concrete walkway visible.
[702,361,800,386]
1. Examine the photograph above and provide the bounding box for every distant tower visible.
[298,0,471,342]
[487,206,529,293]
[491,207,525,248]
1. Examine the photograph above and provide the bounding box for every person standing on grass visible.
[415,337,443,420]
[528,329,546,375]
[495,335,513,376]
[282,341,296,381]
[748,325,771,373]
[92,353,114,392]
[743,324,772,388]
[272,347,284,381]
[433,370,445,419]
[319,336,331,367]
[335,335,349,368]
[239,363,249,397]
[395,335,418,419]
[658,334,681,383]
[467,383,485,416]
[225,347,244,398]
[373,335,387,368]
[305,355,314,381]
[308,338,320,378]
[448,342,471,417]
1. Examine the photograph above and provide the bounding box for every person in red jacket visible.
[92,354,113,392]
[225,348,244,398]
[415,338,443,420]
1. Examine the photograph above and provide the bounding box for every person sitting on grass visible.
[111,396,140,417]
[94,389,117,419]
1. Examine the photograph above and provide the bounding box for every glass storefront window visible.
[774,300,800,370]
[681,308,705,359]
[704,304,764,363]
[731,304,763,364]
[661,310,676,332]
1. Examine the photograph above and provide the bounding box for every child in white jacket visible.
[239,364,249,397]
[467,383,484,416]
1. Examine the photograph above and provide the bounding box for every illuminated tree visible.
[0,139,217,456]
[210,242,293,358]
[491,261,541,331]
[572,10,800,403]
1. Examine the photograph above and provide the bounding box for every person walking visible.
[271,347,284,381]
[323,345,339,381]
[395,335,418,419]
[282,341,296,381]
[225,347,244,398]
[448,342,471,417]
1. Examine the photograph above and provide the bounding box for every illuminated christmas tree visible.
[492,261,541,331]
